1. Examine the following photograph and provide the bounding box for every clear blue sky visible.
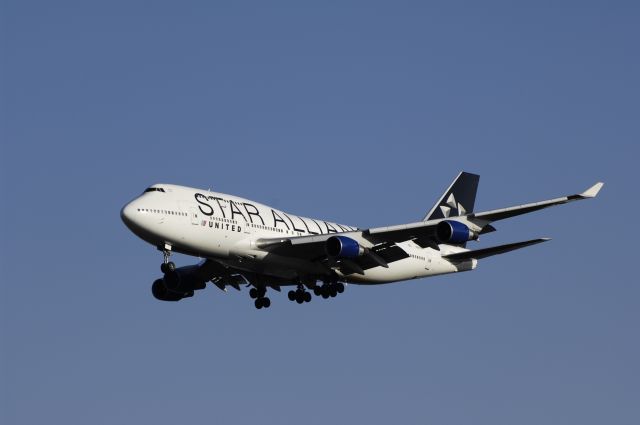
[1,1,638,424]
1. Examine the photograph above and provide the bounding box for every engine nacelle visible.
[162,265,208,293]
[436,220,477,244]
[326,236,364,258]
[152,279,194,302]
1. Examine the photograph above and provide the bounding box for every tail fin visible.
[423,171,480,221]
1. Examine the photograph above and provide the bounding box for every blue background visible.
[2,1,638,424]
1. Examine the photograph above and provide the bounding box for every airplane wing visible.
[469,182,604,222]
[365,182,603,243]
[255,182,602,271]
[187,259,246,291]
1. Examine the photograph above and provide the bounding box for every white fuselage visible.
[121,184,475,285]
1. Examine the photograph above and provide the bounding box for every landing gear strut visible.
[159,245,175,274]
[288,285,312,304]
[249,286,271,309]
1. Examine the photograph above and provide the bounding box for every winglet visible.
[581,182,604,198]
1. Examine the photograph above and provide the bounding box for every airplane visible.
[120,172,603,309]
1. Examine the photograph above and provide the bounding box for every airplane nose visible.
[120,201,137,228]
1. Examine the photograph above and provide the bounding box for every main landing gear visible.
[159,246,175,274]
[288,285,312,304]
[314,281,345,299]
[249,286,271,309]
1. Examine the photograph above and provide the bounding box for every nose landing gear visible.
[159,245,175,274]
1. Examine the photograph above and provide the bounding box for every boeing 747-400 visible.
[121,172,602,309]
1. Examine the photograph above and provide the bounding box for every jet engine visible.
[436,220,478,244]
[326,236,364,258]
[152,265,207,301]
[163,265,208,292]
[151,279,194,301]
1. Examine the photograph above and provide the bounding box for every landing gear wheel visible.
[161,263,175,273]
[336,282,345,293]
[254,297,271,309]
[290,284,311,304]
[313,287,321,296]
[250,288,258,299]
[319,285,329,298]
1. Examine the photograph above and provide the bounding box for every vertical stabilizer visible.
[423,172,480,221]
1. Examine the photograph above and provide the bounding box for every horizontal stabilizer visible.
[442,238,550,261]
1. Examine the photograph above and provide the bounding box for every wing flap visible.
[355,243,409,270]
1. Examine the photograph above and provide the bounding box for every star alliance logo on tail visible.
[439,193,467,218]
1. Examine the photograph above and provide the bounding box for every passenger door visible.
[190,207,200,225]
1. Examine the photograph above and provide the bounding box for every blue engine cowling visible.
[326,236,364,258]
[436,220,474,244]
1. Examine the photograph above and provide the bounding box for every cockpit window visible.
[144,187,166,193]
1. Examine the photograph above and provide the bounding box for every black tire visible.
[160,263,167,273]
[304,292,311,303]
[166,262,176,272]
[288,290,296,301]
[250,288,258,299]
[313,287,321,296]
[263,297,271,308]
[296,294,304,304]
[336,282,345,293]
[321,292,329,299]
[255,299,263,309]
